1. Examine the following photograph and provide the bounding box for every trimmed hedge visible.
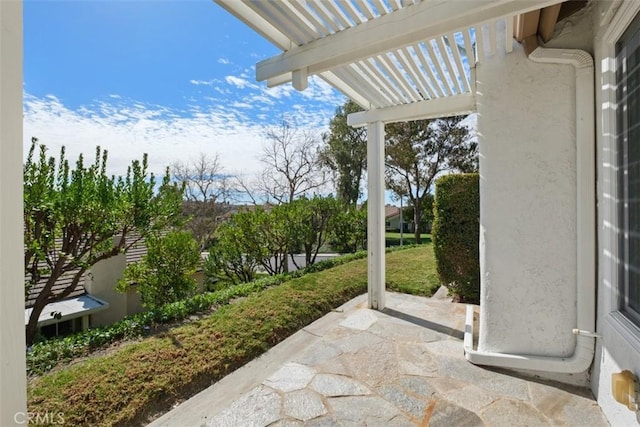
[432,173,480,303]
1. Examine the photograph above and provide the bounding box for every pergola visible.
[0,0,582,422]
[215,0,568,310]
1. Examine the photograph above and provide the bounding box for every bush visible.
[328,206,367,253]
[117,231,201,309]
[432,173,480,303]
[26,248,381,376]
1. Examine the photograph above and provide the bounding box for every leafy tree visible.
[171,153,234,251]
[402,193,434,233]
[328,205,367,253]
[205,217,259,286]
[211,208,289,276]
[117,231,201,309]
[385,116,477,244]
[319,100,367,205]
[286,196,341,268]
[254,120,326,203]
[24,138,183,344]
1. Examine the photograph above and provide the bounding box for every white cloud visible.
[224,75,256,89]
[23,70,347,194]
[190,79,216,86]
[23,93,266,180]
[217,58,230,65]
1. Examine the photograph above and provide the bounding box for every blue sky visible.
[23,0,346,181]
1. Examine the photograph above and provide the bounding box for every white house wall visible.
[86,252,128,327]
[477,11,592,384]
[592,1,640,425]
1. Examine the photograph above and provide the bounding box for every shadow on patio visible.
[149,292,607,426]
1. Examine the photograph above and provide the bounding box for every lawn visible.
[28,244,441,426]
[385,232,431,247]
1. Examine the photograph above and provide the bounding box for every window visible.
[617,14,640,326]
[39,317,84,339]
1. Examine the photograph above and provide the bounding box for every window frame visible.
[616,10,640,327]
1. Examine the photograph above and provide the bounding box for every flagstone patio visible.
[149,291,609,427]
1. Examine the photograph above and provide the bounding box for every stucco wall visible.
[86,252,127,327]
[477,14,592,366]
[592,1,640,425]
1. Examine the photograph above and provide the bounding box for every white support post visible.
[367,121,385,310]
[0,1,27,424]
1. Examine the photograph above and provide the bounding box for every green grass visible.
[28,245,440,426]
[385,232,431,247]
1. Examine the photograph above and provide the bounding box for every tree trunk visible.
[414,202,422,244]
[26,295,49,345]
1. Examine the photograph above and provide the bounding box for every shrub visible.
[117,231,201,309]
[328,206,367,253]
[26,248,380,376]
[432,173,480,303]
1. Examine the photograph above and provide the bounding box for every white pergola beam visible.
[214,0,292,49]
[318,71,372,110]
[0,0,27,423]
[348,93,476,127]
[256,0,564,83]
[214,0,371,109]
[367,121,386,310]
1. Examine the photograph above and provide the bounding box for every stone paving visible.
[150,291,609,427]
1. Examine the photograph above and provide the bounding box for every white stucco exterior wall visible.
[86,252,127,327]
[0,1,27,424]
[477,11,592,367]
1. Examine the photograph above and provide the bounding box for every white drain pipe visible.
[464,47,596,373]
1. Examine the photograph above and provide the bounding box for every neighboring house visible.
[384,205,408,232]
[216,1,640,424]
[24,268,109,339]
[24,234,206,337]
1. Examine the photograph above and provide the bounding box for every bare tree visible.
[171,153,234,250]
[257,121,327,203]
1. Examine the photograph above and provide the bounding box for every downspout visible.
[464,46,596,373]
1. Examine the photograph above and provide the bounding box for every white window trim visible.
[600,0,640,338]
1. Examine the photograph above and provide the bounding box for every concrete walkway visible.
[150,292,608,427]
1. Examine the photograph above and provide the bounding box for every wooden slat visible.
[336,64,394,107]
[353,61,399,105]
[371,0,389,17]
[424,39,454,96]
[378,53,422,102]
[353,0,375,20]
[523,34,539,57]
[538,3,562,42]
[447,32,471,93]
[395,47,433,99]
[287,1,331,38]
[463,28,476,64]
[505,16,514,53]
[400,46,437,99]
[514,9,540,42]
[323,1,353,29]
[436,36,463,95]
[475,24,485,63]
[415,42,446,98]
[253,1,312,44]
[307,0,341,33]
[488,20,497,56]
[365,58,407,103]
[341,0,366,25]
